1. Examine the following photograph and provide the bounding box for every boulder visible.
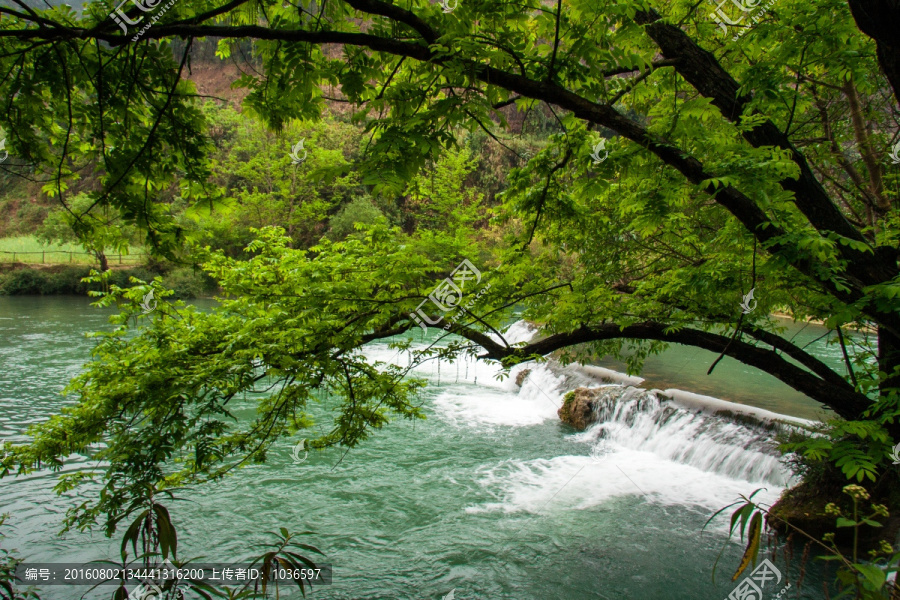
[558,387,600,430]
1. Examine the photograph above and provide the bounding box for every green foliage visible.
[0,16,211,257]
[0,267,90,295]
[401,144,486,233]
[117,499,178,563]
[36,193,140,268]
[160,267,216,300]
[189,103,366,254]
[781,420,895,482]
[107,494,324,600]
[0,269,53,296]
[0,267,164,296]
[5,226,498,534]
[709,488,900,599]
[705,489,768,583]
[0,198,48,238]
[3,2,900,595]
[245,529,324,599]
[327,195,384,240]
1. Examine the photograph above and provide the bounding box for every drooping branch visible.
[741,326,852,388]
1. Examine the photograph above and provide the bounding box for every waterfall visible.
[366,319,805,495]
[577,385,794,487]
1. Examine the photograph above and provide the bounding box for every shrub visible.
[162,267,216,299]
[328,196,384,240]
[0,266,168,296]
[0,269,48,295]
[42,267,92,295]
[106,267,158,289]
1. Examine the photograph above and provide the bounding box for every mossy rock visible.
[558,387,600,430]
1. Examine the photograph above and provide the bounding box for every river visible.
[0,296,839,599]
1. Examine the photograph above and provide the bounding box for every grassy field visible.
[0,236,145,265]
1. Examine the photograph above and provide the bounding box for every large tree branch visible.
[742,326,851,389]
[341,0,438,44]
[459,320,870,420]
[3,14,900,337]
[633,9,898,290]
[165,0,255,28]
[847,0,900,107]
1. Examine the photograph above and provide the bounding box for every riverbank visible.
[0,264,216,298]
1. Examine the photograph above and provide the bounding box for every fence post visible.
[42,251,45,264]
[119,254,122,265]
[69,251,72,263]
[12,252,15,262]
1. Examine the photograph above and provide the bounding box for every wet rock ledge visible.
[558,388,600,430]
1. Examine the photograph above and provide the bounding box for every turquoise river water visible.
[0,296,848,599]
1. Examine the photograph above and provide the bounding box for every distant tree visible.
[328,194,384,239]
[36,193,138,271]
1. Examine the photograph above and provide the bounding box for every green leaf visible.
[835,517,858,528]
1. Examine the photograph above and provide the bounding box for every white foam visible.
[462,381,794,518]
[576,387,793,485]
[361,323,568,429]
[661,388,817,428]
[571,364,644,387]
[430,363,564,428]
[493,320,539,346]
[468,451,784,528]
[363,320,800,508]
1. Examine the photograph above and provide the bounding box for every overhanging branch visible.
[2,6,898,338]
[634,9,896,291]
[450,320,869,420]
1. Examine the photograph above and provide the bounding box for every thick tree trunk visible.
[847,0,900,106]
[634,9,898,290]
[96,251,109,272]
[878,327,900,398]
